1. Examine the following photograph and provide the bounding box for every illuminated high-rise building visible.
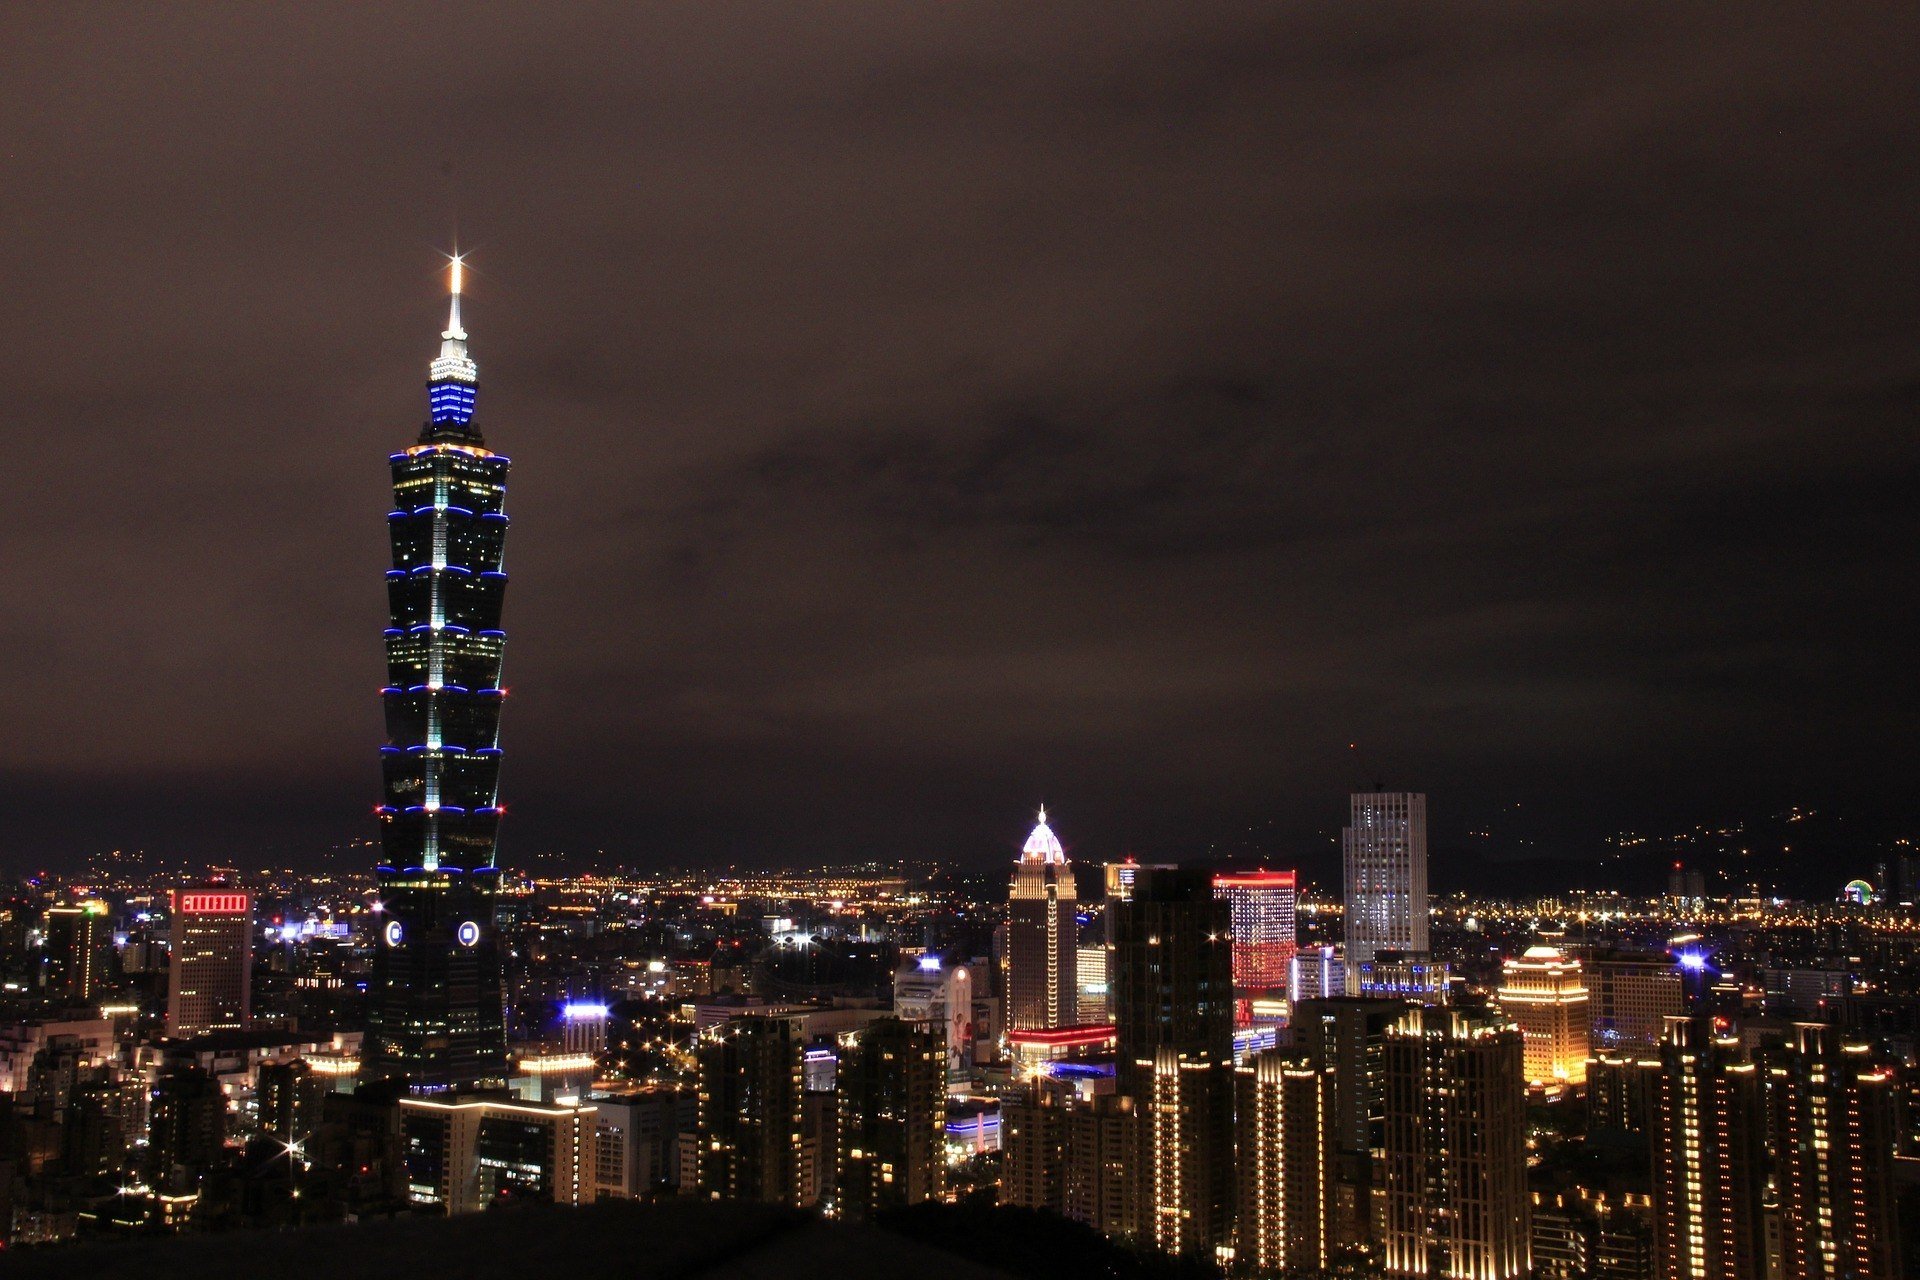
[892,957,976,1084]
[1765,1024,1902,1280]
[1289,944,1347,1003]
[1649,1017,1766,1280]
[166,887,252,1038]
[364,258,510,1093]
[694,1014,807,1207]
[999,1082,1068,1215]
[399,1095,596,1213]
[1586,1051,1656,1148]
[1588,949,1687,1050]
[1235,1047,1333,1275]
[1110,867,1234,1259]
[1213,870,1297,994]
[1343,792,1427,967]
[1380,1005,1531,1280]
[1292,996,1414,1255]
[257,1058,328,1146]
[1076,944,1110,1024]
[1356,950,1452,1003]
[1008,808,1078,1030]
[42,901,107,1003]
[1497,945,1590,1088]
[1001,1077,1139,1236]
[1103,858,1148,923]
[834,1017,946,1221]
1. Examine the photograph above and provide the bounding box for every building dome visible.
[1021,806,1066,864]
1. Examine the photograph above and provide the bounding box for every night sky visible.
[2,4,1916,879]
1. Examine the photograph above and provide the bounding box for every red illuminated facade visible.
[1214,870,1297,993]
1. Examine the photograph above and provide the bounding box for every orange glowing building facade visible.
[1497,945,1590,1088]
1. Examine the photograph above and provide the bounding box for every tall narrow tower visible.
[1342,792,1428,967]
[364,257,511,1093]
[1007,808,1078,1030]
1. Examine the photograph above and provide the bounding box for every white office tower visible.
[1342,793,1428,968]
[1007,808,1078,1030]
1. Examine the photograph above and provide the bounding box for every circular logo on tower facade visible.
[384,920,404,947]
[457,920,481,947]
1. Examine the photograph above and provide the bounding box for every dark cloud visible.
[0,3,1915,875]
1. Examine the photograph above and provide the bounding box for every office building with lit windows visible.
[1765,1024,1902,1280]
[1343,792,1428,967]
[1235,1047,1333,1275]
[1498,945,1591,1088]
[1381,1005,1531,1280]
[1649,1017,1767,1280]
[1213,870,1297,994]
[892,957,976,1084]
[1109,867,1234,1259]
[834,1017,946,1221]
[1008,808,1078,1030]
[1076,944,1110,1024]
[1588,949,1687,1050]
[166,888,253,1038]
[399,1095,596,1213]
[1292,996,1414,1255]
[694,1014,808,1207]
[1289,944,1347,1003]
[42,901,107,1004]
[1356,950,1452,1003]
[364,259,511,1093]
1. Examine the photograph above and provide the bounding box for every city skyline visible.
[0,6,1915,1272]
[1,6,1917,879]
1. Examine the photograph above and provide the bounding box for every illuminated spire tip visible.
[427,250,478,424]
[444,253,466,341]
[1022,807,1065,864]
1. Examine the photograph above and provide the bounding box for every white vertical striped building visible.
[1342,792,1428,968]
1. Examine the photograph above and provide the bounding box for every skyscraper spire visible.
[365,257,512,1093]
[1008,805,1077,1029]
[445,252,466,340]
[1022,806,1064,864]
[427,252,478,430]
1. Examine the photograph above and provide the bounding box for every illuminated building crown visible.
[427,255,478,426]
[1022,806,1066,864]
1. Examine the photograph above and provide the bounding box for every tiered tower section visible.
[364,258,511,1092]
[1007,807,1079,1030]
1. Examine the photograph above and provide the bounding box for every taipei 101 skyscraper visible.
[363,258,511,1092]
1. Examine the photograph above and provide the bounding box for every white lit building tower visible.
[1007,808,1079,1031]
[1343,793,1428,968]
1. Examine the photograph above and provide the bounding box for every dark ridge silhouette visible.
[0,1200,1016,1280]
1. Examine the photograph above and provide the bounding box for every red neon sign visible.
[1008,1024,1116,1048]
[1213,870,1297,888]
[177,892,250,915]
